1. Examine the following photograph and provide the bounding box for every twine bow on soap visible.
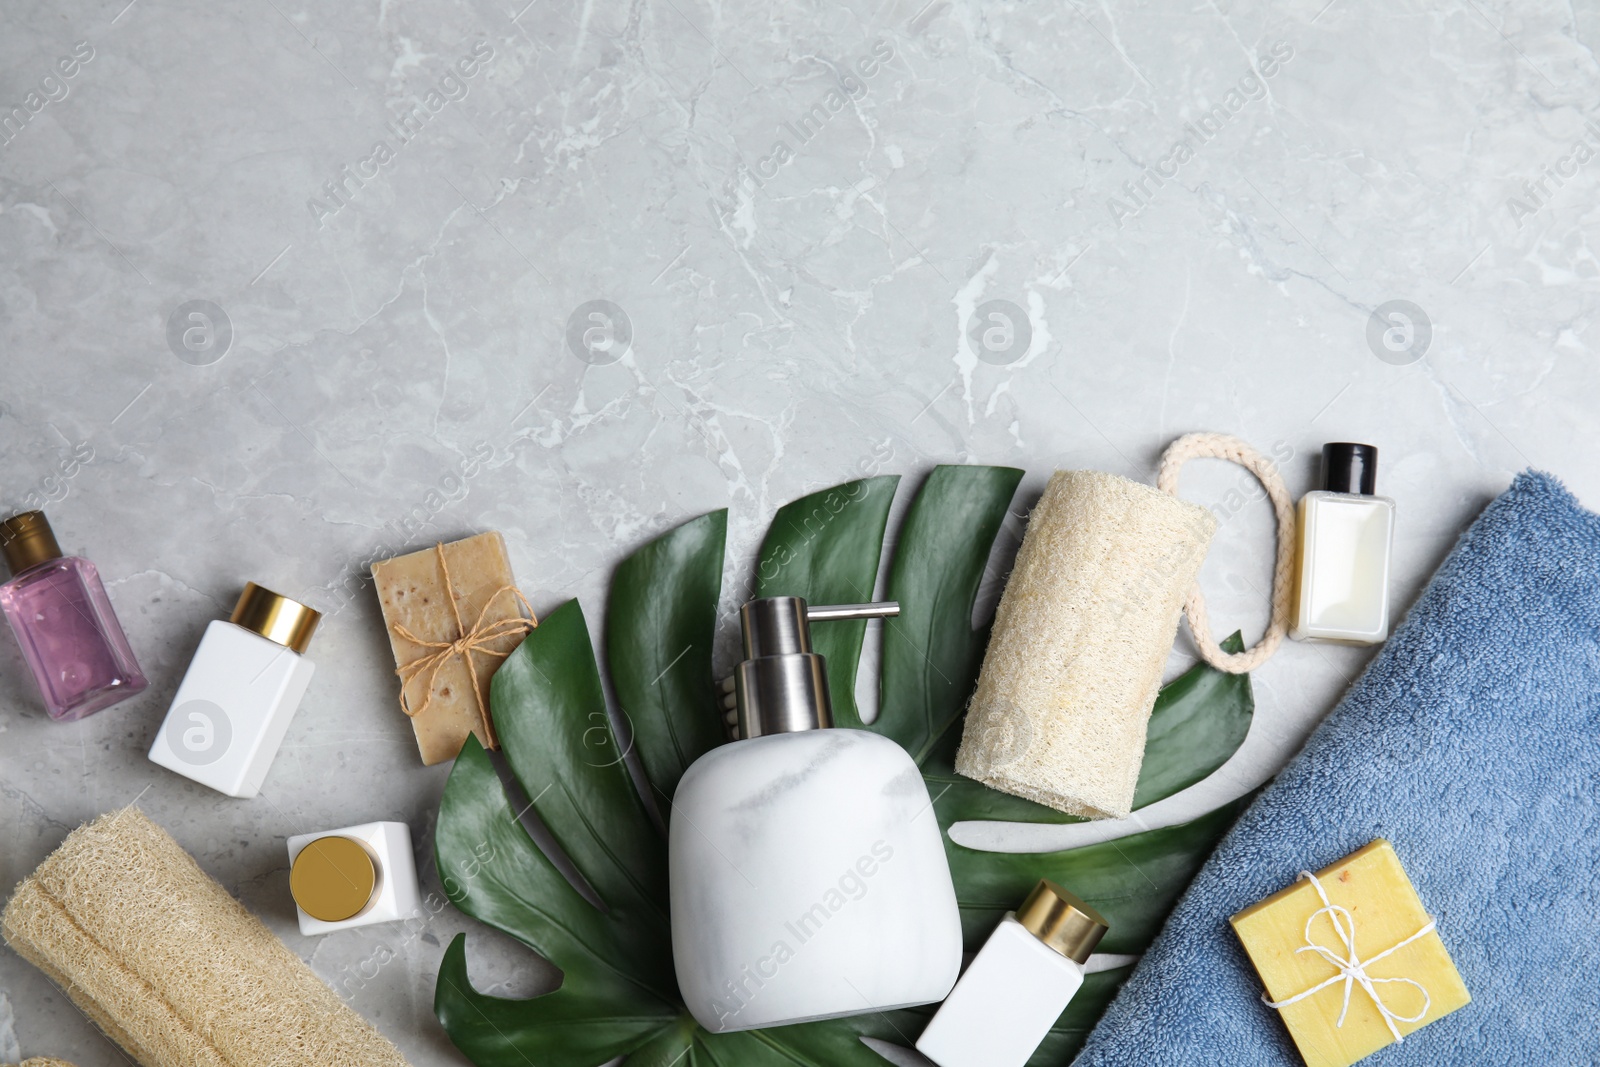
[390,542,537,749]
[1262,871,1436,1044]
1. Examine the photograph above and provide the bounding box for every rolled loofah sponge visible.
[0,808,412,1067]
[7,1059,80,1066]
[956,470,1216,819]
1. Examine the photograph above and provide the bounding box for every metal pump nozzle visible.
[733,597,900,739]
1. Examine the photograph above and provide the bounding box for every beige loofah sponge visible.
[956,469,1216,819]
[0,808,412,1067]
[8,1059,80,1066]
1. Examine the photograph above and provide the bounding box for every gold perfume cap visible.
[0,511,64,576]
[231,582,320,654]
[1015,879,1110,964]
[290,836,377,922]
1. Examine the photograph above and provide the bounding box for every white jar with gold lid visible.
[287,821,421,935]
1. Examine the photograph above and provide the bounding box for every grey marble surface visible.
[2,0,1597,1062]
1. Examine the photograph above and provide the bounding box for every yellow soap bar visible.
[372,532,531,765]
[1230,840,1470,1067]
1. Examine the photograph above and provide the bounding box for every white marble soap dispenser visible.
[669,597,963,1033]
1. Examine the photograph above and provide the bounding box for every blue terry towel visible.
[1073,471,1600,1067]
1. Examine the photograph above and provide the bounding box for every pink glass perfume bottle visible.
[0,511,147,721]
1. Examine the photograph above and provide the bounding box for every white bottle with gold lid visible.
[287,821,420,935]
[148,582,320,798]
[915,879,1110,1067]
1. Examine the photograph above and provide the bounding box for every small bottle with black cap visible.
[669,596,963,1034]
[1291,443,1396,645]
[915,878,1110,1067]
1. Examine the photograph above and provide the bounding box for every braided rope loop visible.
[1157,432,1296,674]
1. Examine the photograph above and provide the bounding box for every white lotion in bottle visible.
[1291,442,1395,645]
[149,582,319,797]
[916,880,1109,1067]
[669,597,963,1033]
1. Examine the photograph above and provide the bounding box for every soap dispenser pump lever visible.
[733,596,900,739]
[806,602,901,622]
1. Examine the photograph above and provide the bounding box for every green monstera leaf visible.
[435,466,1254,1064]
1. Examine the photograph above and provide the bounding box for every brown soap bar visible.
[371,532,532,765]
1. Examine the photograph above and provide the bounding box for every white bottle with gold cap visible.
[286,821,420,935]
[915,879,1110,1067]
[148,582,320,798]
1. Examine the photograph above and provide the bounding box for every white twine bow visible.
[1262,871,1436,1044]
